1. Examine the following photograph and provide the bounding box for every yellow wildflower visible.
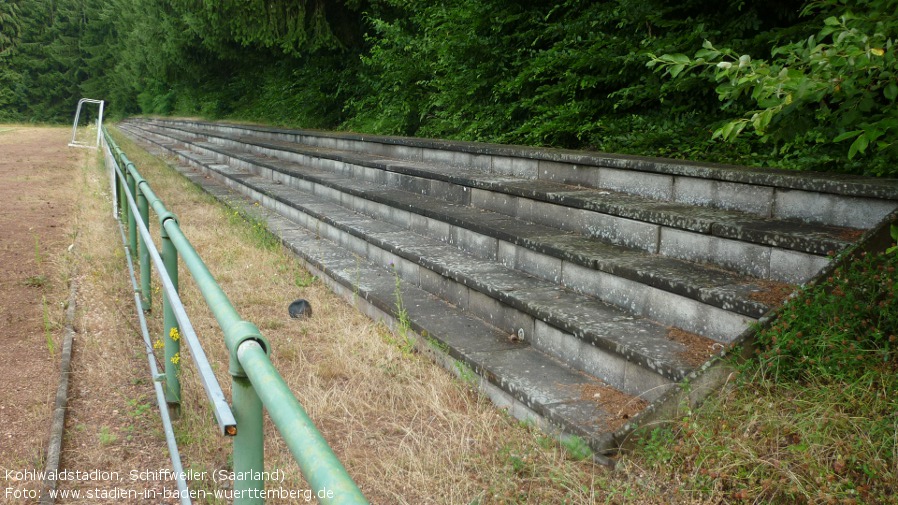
[171,353,180,365]
[153,339,164,350]
[169,327,180,341]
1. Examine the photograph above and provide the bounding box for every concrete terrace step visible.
[132,120,869,284]
[117,118,898,458]
[144,149,645,456]
[122,125,714,391]
[147,118,898,228]
[122,122,766,342]
[154,121,859,255]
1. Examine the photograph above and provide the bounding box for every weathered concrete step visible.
[203,158,715,387]
[122,124,768,338]
[130,121,839,283]
[122,124,724,391]
[144,118,898,229]
[123,124,792,315]
[161,156,646,456]
[148,120,857,256]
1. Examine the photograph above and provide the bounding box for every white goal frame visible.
[68,98,105,149]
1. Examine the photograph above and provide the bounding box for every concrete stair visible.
[117,118,898,457]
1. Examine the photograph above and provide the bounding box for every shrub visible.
[649,0,898,176]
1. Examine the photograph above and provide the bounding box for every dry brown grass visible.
[47,140,181,503]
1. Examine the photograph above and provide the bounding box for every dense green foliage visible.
[345,0,803,148]
[0,0,21,119]
[651,0,898,174]
[2,0,896,174]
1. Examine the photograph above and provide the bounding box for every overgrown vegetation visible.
[3,0,896,174]
[628,247,898,503]
[756,250,897,382]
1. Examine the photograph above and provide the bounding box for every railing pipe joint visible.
[159,213,178,230]
[225,320,270,377]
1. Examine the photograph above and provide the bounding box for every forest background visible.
[1,0,896,176]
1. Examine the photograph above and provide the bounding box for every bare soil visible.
[0,126,176,504]
[0,126,78,473]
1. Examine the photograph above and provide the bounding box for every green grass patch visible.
[755,250,898,382]
[225,204,281,251]
[42,295,55,354]
[24,275,47,287]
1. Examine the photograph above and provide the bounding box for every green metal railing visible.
[103,127,368,505]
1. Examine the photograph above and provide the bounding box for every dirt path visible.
[0,127,177,504]
[0,126,80,494]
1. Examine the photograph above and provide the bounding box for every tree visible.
[0,0,23,119]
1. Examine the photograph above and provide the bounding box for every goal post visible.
[68,98,105,149]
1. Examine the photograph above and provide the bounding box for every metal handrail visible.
[103,127,368,505]
[237,341,371,501]
[115,205,192,505]
[105,133,236,435]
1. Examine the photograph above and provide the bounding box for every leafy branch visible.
[648,4,898,171]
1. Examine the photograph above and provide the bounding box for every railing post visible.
[126,168,137,255]
[162,223,181,416]
[161,212,270,504]
[116,160,126,221]
[238,340,371,504]
[232,374,264,505]
[137,184,151,311]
